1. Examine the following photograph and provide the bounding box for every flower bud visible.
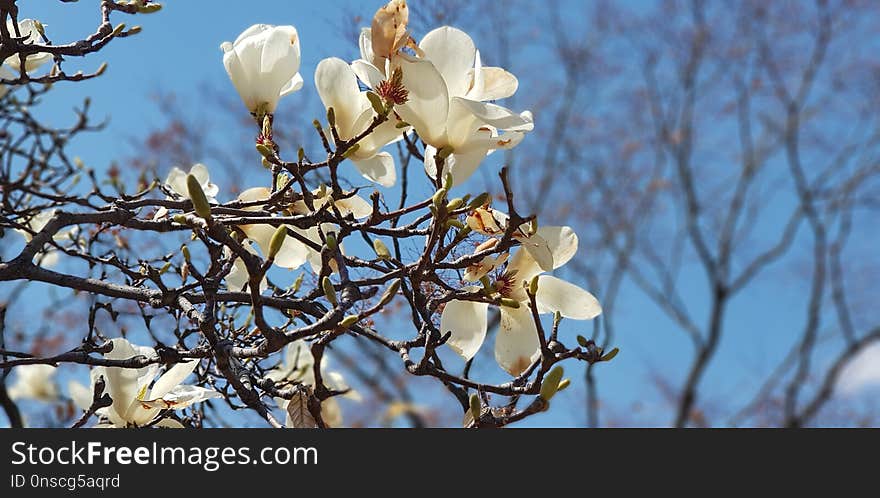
[112,24,126,36]
[255,143,274,159]
[469,394,481,422]
[312,119,323,131]
[468,192,490,210]
[181,245,191,263]
[432,188,448,210]
[186,174,212,219]
[576,335,590,348]
[395,121,410,129]
[326,106,336,128]
[95,62,108,76]
[499,298,521,309]
[436,146,454,160]
[528,275,539,296]
[268,225,287,260]
[297,147,305,163]
[443,172,454,190]
[172,214,188,225]
[341,143,361,159]
[600,347,620,362]
[444,219,465,230]
[158,262,172,275]
[446,197,464,211]
[291,272,304,295]
[324,231,338,252]
[366,91,385,115]
[128,26,142,35]
[540,366,565,402]
[378,280,400,307]
[557,378,571,392]
[372,238,391,259]
[322,277,337,306]
[339,315,359,328]
[138,3,162,13]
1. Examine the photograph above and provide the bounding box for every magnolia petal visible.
[453,97,534,132]
[148,360,199,401]
[142,385,222,410]
[419,27,476,98]
[280,73,304,97]
[68,380,92,412]
[351,59,385,89]
[535,275,602,320]
[468,66,518,101]
[164,166,188,198]
[102,338,148,421]
[334,194,373,219]
[396,54,449,147]
[536,225,579,270]
[351,152,396,187]
[495,305,541,376]
[440,300,488,361]
[447,130,493,187]
[315,58,367,138]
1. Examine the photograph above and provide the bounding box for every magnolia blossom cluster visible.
[8,0,601,428]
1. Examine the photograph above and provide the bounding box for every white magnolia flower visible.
[68,338,221,428]
[7,364,58,402]
[164,163,219,203]
[14,209,80,267]
[225,241,268,293]
[4,19,53,73]
[315,57,406,187]
[440,225,601,376]
[269,340,360,428]
[221,24,303,115]
[289,186,373,220]
[235,187,310,270]
[353,26,532,187]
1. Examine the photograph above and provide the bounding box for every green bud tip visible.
[443,172,454,189]
[446,197,464,211]
[469,394,481,421]
[326,107,336,127]
[322,277,337,306]
[297,147,305,163]
[181,245,191,262]
[436,146,454,160]
[379,280,400,306]
[268,225,287,260]
[432,188,448,209]
[540,366,565,402]
[186,174,212,219]
[324,232,338,252]
[373,238,391,259]
[556,378,571,392]
[339,315,359,328]
[255,143,274,159]
[366,91,385,115]
[468,192,490,209]
[341,142,361,159]
[528,275,539,296]
[576,335,589,348]
[499,298,521,309]
[95,62,108,76]
[601,347,620,362]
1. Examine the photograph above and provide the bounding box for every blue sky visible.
[6,0,878,428]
